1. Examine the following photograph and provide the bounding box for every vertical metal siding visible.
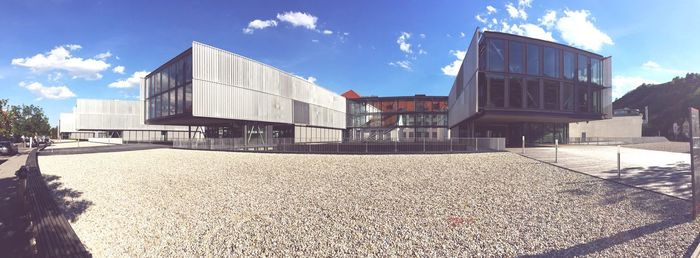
[192,42,346,129]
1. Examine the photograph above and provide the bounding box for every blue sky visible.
[1,0,699,126]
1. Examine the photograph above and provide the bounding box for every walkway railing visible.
[568,136,668,145]
[173,137,506,154]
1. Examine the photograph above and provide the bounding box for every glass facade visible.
[347,96,448,141]
[146,51,192,120]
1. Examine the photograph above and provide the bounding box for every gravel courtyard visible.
[39,149,700,257]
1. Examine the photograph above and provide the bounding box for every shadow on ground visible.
[600,161,691,198]
[0,175,32,256]
[42,174,93,222]
[534,165,699,257]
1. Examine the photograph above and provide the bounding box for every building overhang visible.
[473,109,604,124]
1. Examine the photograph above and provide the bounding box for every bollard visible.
[15,166,28,209]
[617,145,621,179]
[555,139,558,163]
[450,138,453,152]
[521,136,525,154]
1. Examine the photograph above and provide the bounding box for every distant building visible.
[448,30,613,146]
[569,108,643,139]
[59,99,192,142]
[344,93,448,141]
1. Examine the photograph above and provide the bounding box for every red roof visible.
[341,90,361,99]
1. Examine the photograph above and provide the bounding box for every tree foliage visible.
[0,98,52,140]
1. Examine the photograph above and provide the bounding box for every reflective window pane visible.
[169,90,176,116]
[563,51,575,80]
[489,75,505,108]
[543,80,560,110]
[591,58,602,85]
[488,39,505,72]
[177,87,184,114]
[527,44,540,75]
[176,60,184,87]
[169,65,176,89]
[155,72,161,94]
[162,68,169,91]
[509,77,523,108]
[562,82,574,111]
[543,47,560,78]
[478,72,487,107]
[185,54,193,82]
[578,55,588,82]
[526,78,539,109]
[185,83,192,112]
[509,41,524,73]
[577,85,589,112]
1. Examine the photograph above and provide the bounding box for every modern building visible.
[569,108,643,139]
[343,91,448,141]
[448,30,612,145]
[143,41,346,144]
[59,99,193,142]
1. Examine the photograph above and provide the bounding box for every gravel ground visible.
[624,141,690,153]
[38,149,700,257]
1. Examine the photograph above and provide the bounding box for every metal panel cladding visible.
[191,42,346,129]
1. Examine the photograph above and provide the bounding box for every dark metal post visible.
[617,145,621,179]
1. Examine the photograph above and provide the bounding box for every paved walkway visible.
[510,145,691,199]
[0,150,32,256]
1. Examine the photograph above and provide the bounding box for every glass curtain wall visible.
[146,52,193,120]
[347,97,448,141]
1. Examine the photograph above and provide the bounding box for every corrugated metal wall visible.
[73,99,190,131]
[59,113,76,134]
[191,42,346,129]
[602,56,613,119]
[448,29,480,128]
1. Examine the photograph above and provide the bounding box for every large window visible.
[527,44,540,75]
[591,58,602,85]
[509,41,524,73]
[526,78,539,109]
[563,51,575,80]
[488,39,505,72]
[509,77,523,108]
[478,72,487,107]
[489,75,505,108]
[577,85,589,112]
[562,82,574,111]
[578,55,588,82]
[543,47,560,78]
[146,52,193,120]
[543,80,560,110]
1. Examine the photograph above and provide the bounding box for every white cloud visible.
[243,19,278,34]
[475,15,488,24]
[108,71,148,88]
[112,65,125,74]
[460,32,466,38]
[441,50,466,76]
[397,32,412,54]
[48,72,63,81]
[612,76,658,99]
[19,81,76,100]
[311,39,319,43]
[538,10,557,29]
[112,65,126,74]
[322,29,333,35]
[419,49,427,55]
[94,51,112,60]
[505,2,528,20]
[501,23,556,42]
[419,33,426,39]
[344,32,349,36]
[555,10,613,51]
[11,45,111,80]
[642,61,687,75]
[276,11,317,30]
[486,5,497,14]
[306,76,317,83]
[389,60,412,71]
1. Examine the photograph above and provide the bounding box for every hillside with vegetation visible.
[613,73,700,140]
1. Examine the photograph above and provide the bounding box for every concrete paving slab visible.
[509,145,691,199]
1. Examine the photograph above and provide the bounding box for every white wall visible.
[569,115,643,138]
[191,42,346,129]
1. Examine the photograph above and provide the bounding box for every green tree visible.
[0,99,12,139]
[10,104,51,138]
